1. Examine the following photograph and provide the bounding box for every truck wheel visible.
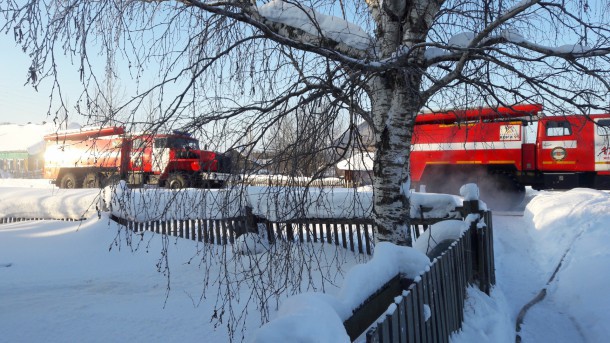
[83,173,101,188]
[60,172,79,189]
[166,173,191,189]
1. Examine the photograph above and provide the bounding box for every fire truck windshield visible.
[155,137,199,150]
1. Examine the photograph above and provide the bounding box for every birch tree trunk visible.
[367,0,440,245]
[370,75,421,246]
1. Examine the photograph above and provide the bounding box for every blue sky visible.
[0,36,91,126]
[0,37,69,125]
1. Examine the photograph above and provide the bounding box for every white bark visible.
[365,0,443,246]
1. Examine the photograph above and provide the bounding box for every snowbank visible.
[0,187,100,219]
[254,242,430,342]
[523,188,610,341]
[104,181,243,220]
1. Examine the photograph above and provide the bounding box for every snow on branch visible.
[424,28,610,67]
[258,0,373,52]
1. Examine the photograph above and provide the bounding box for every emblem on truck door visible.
[551,147,567,161]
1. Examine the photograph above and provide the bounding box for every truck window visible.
[546,121,572,137]
[596,119,610,136]
[154,138,167,148]
[154,137,199,149]
[132,138,147,149]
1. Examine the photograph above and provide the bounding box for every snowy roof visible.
[336,151,374,171]
[0,122,81,154]
[0,123,53,154]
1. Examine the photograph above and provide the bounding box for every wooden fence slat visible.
[216,220,224,245]
[202,219,210,243]
[356,224,364,254]
[332,223,340,247]
[225,220,234,244]
[411,281,424,343]
[286,222,294,242]
[298,222,305,243]
[340,223,348,249]
[395,295,407,342]
[365,224,373,255]
[424,269,437,343]
[390,303,401,342]
[404,292,417,343]
[348,224,355,253]
[456,240,466,326]
[381,316,391,343]
[447,248,460,333]
[435,259,449,343]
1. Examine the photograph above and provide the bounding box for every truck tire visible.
[166,173,191,189]
[83,173,101,188]
[60,172,79,189]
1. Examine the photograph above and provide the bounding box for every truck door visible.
[537,118,585,172]
[593,118,610,171]
[152,137,170,174]
[130,138,153,172]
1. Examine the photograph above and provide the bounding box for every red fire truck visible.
[411,104,610,207]
[43,126,233,189]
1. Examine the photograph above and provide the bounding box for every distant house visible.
[335,122,375,185]
[336,151,374,185]
[0,123,51,178]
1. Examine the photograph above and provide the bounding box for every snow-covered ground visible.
[1,181,609,342]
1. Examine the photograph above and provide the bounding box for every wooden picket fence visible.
[344,207,495,342]
[2,201,494,343]
[0,217,85,224]
[108,208,446,255]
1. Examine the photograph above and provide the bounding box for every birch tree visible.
[2,0,610,246]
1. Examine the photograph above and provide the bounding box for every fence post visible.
[463,199,494,296]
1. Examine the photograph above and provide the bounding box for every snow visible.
[459,183,479,201]
[448,32,475,48]
[335,151,374,171]
[338,242,430,314]
[235,232,268,255]
[2,180,610,343]
[424,46,447,60]
[252,293,350,343]
[501,29,526,44]
[0,123,52,154]
[258,0,372,50]
[412,219,467,255]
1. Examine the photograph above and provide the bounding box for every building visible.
[334,121,375,185]
[0,123,50,178]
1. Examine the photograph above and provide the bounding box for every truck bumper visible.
[201,172,239,183]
